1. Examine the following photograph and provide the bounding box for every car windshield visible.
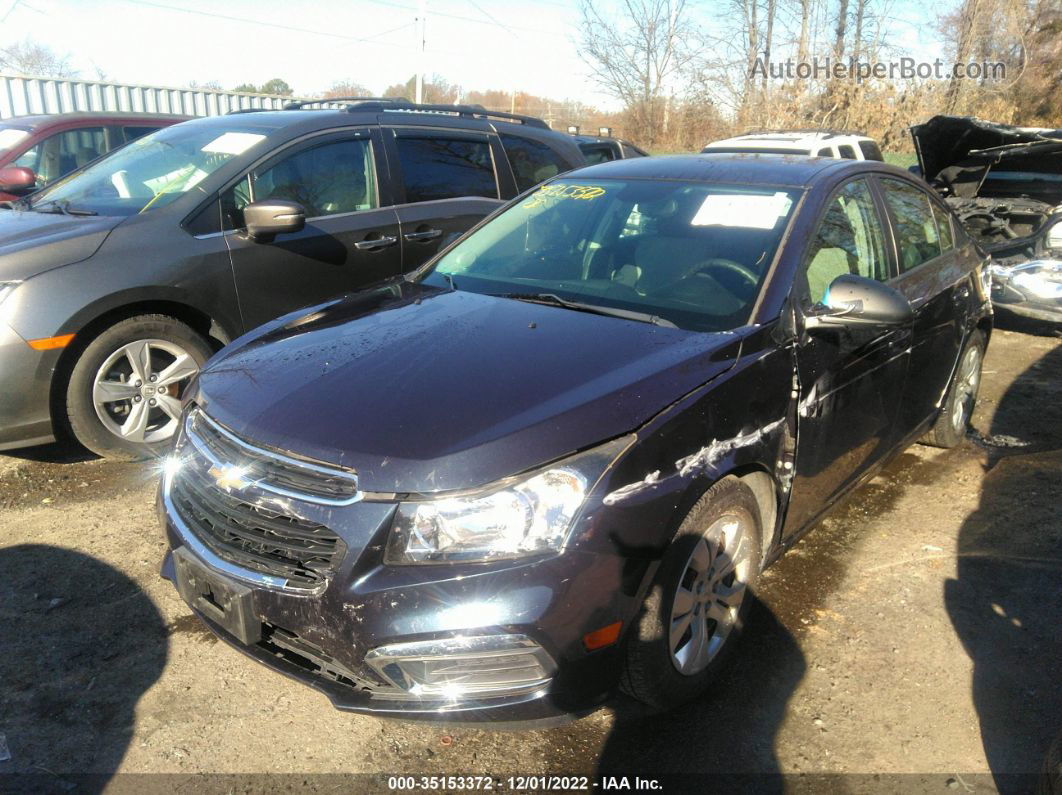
[23,123,267,216]
[420,178,800,332]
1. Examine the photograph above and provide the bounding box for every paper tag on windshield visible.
[692,191,791,229]
[0,129,29,151]
[201,132,265,156]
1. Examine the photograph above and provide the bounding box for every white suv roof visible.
[702,131,883,160]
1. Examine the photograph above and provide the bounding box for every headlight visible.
[0,281,21,307]
[384,436,632,564]
[1012,264,1062,300]
[1047,221,1062,251]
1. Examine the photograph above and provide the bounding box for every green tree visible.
[232,82,258,93]
[259,78,293,96]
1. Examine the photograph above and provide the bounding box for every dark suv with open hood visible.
[0,99,582,458]
[911,114,1062,322]
[159,154,991,724]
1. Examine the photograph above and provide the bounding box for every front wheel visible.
[620,477,762,710]
[65,314,212,460]
[922,330,985,449]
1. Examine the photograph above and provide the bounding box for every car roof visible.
[2,111,191,129]
[565,152,877,187]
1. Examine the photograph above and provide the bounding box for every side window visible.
[858,140,884,161]
[880,178,943,273]
[837,145,857,159]
[803,178,888,305]
[621,142,647,159]
[220,175,253,231]
[251,137,377,219]
[931,203,954,252]
[581,145,615,165]
[816,147,833,157]
[394,134,498,203]
[500,133,569,192]
[14,127,106,184]
[123,126,161,144]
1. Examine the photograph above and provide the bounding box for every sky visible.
[0,0,951,110]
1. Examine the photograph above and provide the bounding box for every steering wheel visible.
[689,258,759,287]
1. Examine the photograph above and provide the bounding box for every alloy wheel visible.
[91,338,199,445]
[950,345,983,433]
[669,514,752,676]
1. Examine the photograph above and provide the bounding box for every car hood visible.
[911,115,1062,198]
[195,284,742,494]
[0,208,123,281]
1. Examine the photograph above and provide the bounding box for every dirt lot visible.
[1,319,1060,793]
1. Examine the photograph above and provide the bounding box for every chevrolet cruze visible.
[159,154,991,723]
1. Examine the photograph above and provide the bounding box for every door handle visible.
[403,228,443,242]
[355,235,398,252]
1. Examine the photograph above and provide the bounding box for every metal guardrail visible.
[0,73,321,119]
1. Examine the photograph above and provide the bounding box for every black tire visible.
[65,314,212,460]
[922,330,986,449]
[620,477,763,710]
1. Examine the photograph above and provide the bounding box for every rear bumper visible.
[0,322,55,450]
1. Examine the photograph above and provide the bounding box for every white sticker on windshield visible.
[200,132,265,156]
[691,191,792,229]
[0,128,30,151]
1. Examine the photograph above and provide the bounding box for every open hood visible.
[911,115,1062,200]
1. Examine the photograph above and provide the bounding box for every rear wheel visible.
[923,330,985,449]
[66,314,212,460]
[620,477,762,710]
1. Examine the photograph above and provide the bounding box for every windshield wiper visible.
[30,200,97,216]
[498,292,677,327]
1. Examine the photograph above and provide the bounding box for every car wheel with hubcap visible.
[66,314,213,460]
[923,330,985,449]
[621,477,762,710]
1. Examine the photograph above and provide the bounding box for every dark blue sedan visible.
[158,154,992,724]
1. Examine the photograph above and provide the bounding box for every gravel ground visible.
[0,320,1059,794]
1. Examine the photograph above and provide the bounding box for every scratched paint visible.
[602,419,787,505]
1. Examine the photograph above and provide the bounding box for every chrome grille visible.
[186,408,360,505]
[170,457,343,588]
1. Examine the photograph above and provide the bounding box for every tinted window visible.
[219,175,253,232]
[838,145,857,159]
[932,203,954,251]
[803,178,887,304]
[501,134,569,192]
[252,138,377,219]
[621,142,648,158]
[123,126,162,143]
[423,179,800,332]
[880,178,942,273]
[817,147,833,157]
[14,127,107,184]
[581,144,616,165]
[858,140,884,161]
[395,135,497,202]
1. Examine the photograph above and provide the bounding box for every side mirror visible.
[243,200,306,243]
[805,274,912,330]
[0,166,37,193]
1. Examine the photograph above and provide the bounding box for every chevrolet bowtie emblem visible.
[208,464,254,492]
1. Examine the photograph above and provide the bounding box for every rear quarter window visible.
[858,140,884,161]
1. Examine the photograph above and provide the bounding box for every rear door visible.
[784,176,911,535]
[223,127,403,330]
[875,176,966,436]
[384,127,505,271]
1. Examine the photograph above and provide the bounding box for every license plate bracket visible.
[173,546,261,645]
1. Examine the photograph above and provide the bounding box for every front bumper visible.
[991,261,1062,324]
[157,479,635,724]
[0,322,56,450]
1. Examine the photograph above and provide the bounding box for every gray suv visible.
[0,99,583,459]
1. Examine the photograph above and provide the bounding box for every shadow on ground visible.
[945,343,1062,794]
[0,544,167,792]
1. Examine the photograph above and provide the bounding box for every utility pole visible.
[415,0,426,103]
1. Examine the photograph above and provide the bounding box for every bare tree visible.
[322,80,374,99]
[578,0,698,144]
[0,38,78,78]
